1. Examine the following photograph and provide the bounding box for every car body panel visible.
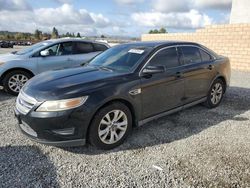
[0,38,109,85]
[14,41,231,146]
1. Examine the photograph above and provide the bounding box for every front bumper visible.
[14,106,92,147]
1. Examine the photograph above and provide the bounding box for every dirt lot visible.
[0,66,250,187]
[0,46,25,54]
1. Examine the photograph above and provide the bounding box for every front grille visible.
[16,91,37,115]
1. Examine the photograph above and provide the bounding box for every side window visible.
[148,47,179,68]
[93,43,108,51]
[58,42,73,55]
[73,42,94,54]
[181,46,202,64]
[200,49,213,62]
[41,44,60,57]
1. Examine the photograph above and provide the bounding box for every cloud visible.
[152,0,232,13]
[0,4,112,35]
[194,0,232,10]
[114,0,144,5]
[153,0,190,13]
[131,9,213,29]
[0,0,32,11]
[54,0,73,3]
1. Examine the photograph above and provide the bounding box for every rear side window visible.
[73,42,94,54]
[200,49,213,62]
[181,46,202,64]
[93,43,108,51]
[148,47,180,69]
[58,42,73,55]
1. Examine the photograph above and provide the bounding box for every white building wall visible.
[230,0,250,24]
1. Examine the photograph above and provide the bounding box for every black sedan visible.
[0,41,14,48]
[15,41,231,150]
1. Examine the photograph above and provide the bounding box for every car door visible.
[179,46,217,103]
[36,42,74,73]
[140,47,185,119]
[70,42,102,67]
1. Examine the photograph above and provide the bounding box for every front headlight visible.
[0,62,5,66]
[36,96,88,112]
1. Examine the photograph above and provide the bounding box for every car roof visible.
[45,38,109,46]
[120,41,202,49]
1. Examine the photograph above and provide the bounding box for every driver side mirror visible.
[142,65,165,75]
[40,50,50,57]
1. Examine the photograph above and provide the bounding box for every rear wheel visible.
[204,79,225,108]
[3,70,32,95]
[88,102,132,150]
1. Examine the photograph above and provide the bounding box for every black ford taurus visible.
[15,41,231,150]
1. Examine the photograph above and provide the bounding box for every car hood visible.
[23,66,125,101]
[0,53,25,62]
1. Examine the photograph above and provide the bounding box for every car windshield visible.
[88,45,152,72]
[16,41,53,55]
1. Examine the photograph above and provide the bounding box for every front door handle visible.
[67,58,74,61]
[208,65,214,70]
[176,72,182,78]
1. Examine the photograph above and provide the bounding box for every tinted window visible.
[93,43,108,51]
[89,45,151,72]
[58,42,73,55]
[181,46,202,64]
[200,49,213,62]
[148,47,179,68]
[73,42,94,54]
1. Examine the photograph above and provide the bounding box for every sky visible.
[0,0,232,37]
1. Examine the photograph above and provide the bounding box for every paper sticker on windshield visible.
[128,49,145,54]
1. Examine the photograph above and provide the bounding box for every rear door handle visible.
[208,65,214,70]
[176,72,182,78]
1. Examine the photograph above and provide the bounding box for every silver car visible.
[0,38,109,95]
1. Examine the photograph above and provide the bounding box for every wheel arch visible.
[86,98,138,142]
[210,74,227,93]
[0,68,35,84]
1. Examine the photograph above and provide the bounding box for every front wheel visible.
[88,102,132,150]
[3,70,32,95]
[204,79,225,108]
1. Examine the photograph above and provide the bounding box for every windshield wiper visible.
[99,66,115,72]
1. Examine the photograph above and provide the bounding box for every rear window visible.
[73,42,94,54]
[181,46,202,64]
[93,43,108,51]
[200,49,213,62]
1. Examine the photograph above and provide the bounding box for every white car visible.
[0,38,109,95]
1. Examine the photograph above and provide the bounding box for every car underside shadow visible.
[0,89,14,102]
[0,145,59,187]
[63,86,250,155]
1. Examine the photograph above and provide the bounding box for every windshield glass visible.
[88,45,152,72]
[16,41,53,55]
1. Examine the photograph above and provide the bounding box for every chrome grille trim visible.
[16,91,37,115]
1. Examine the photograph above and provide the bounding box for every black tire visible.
[88,102,132,150]
[3,70,32,96]
[204,79,225,108]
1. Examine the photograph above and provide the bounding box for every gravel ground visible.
[0,46,25,54]
[0,71,250,187]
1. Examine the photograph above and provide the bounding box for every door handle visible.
[67,58,74,61]
[208,65,214,70]
[176,72,182,78]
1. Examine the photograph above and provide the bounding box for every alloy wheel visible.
[210,83,223,105]
[98,110,128,145]
[8,74,28,93]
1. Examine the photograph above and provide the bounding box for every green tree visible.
[76,32,81,38]
[149,28,167,34]
[51,27,59,39]
[34,29,42,40]
[159,27,167,33]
